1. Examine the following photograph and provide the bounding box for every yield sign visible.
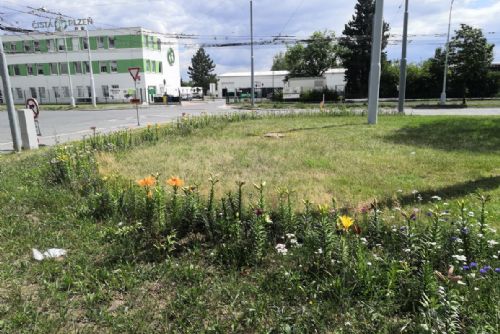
[128,67,141,81]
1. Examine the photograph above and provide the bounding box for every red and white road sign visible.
[128,67,141,81]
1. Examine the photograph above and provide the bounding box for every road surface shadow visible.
[384,118,500,153]
[378,175,500,208]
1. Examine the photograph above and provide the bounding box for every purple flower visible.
[470,262,478,268]
[480,268,488,275]
[495,268,500,273]
[451,236,458,242]
[483,266,492,271]
[426,211,433,217]
[462,265,470,271]
[410,213,417,221]
[461,227,469,235]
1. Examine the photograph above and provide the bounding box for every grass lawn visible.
[0,113,498,333]
[99,114,500,220]
[235,98,500,110]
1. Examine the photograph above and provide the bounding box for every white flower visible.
[360,237,368,245]
[469,273,476,278]
[411,189,419,195]
[289,238,298,245]
[468,211,475,217]
[455,238,463,244]
[452,255,467,262]
[478,233,484,238]
[367,262,372,266]
[285,233,296,239]
[457,248,464,253]
[431,195,442,201]
[443,202,449,206]
[275,243,288,255]
[404,248,411,253]
[315,248,323,255]
[487,240,499,247]
[397,189,403,193]
[492,255,498,259]
[457,280,466,286]
[474,287,479,291]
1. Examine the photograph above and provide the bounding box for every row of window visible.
[11,84,122,100]
[3,34,161,53]
[9,60,163,76]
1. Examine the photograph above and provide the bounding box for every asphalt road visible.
[1,102,499,151]
[0,100,231,151]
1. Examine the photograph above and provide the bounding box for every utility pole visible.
[440,0,454,105]
[367,0,385,125]
[250,0,255,108]
[85,28,97,107]
[0,35,22,152]
[397,0,409,113]
[62,30,76,107]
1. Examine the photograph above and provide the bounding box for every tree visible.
[187,48,217,94]
[339,0,390,98]
[271,52,288,71]
[270,31,339,77]
[448,24,494,99]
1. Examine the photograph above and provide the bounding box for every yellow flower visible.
[167,176,184,187]
[339,215,354,231]
[137,176,156,187]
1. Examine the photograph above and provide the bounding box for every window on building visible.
[62,86,70,98]
[29,87,37,98]
[146,60,150,72]
[50,63,58,75]
[100,61,108,73]
[108,36,115,48]
[59,63,68,75]
[110,61,118,73]
[82,37,89,50]
[111,84,119,89]
[16,88,23,99]
[72,38,79,51]
[144,35,149,48]
[27,64,34,76]
[24,41,32,53]
[74,62,83,74]
[38,87,46,99]
[9,42,16,53]
[34,40,40,52]
[53,87,60,98]
[152,61,156,72]
[157,38,161,50]
[77,86,85,98]
[57,39,65,51]
[97,36,105,48]
[83,61,90,73]
[159,61,163,73]
[47,39,55,52]
[13,65,20,76]
[37,64,44,75]
[87,86,92,98]
[102,85,110,98]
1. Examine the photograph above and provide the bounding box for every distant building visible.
[1,27,181,104]
[216,69,346,98]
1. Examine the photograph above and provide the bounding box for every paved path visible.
[1,103,499,152]
[0,101,230,151]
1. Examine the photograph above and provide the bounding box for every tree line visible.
[271,0,499,100]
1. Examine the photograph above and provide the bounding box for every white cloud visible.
[2,0,498,77]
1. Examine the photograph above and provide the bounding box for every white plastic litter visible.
[32,248,67,261]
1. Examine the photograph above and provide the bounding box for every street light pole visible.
[440,0,455,105]
[0,35,22,152]
[368,0,385,125]
[85,28,97,108]
[397,0,409,113]
[250,0,255,108]
[63,30,76,108]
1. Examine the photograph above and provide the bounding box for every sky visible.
[1,0,499,79]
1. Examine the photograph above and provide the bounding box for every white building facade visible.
[1,27,181,104]
[217,69,346,98]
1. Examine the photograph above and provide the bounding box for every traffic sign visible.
[128,67,141,81]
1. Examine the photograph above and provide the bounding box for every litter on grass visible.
[32,248,67,261]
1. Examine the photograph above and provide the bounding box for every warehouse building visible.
[216,68,346,98]
[1,27,181,104]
